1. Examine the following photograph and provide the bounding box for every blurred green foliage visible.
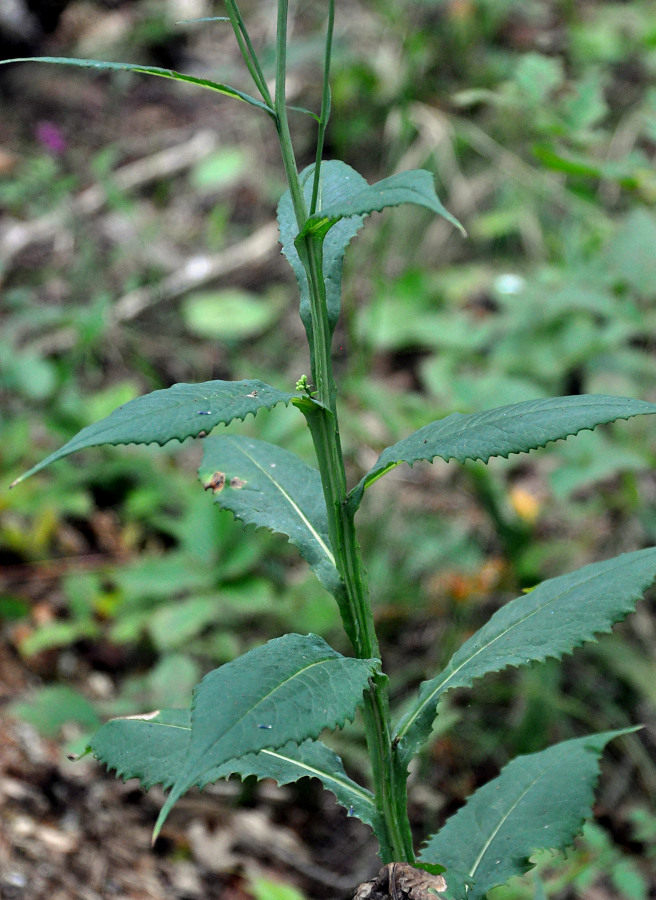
[1,2,656,891]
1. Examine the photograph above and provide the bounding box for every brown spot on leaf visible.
[353,863,447,900]
[197,430,208,439]
[203,471,226,493]
[230,477,246,489]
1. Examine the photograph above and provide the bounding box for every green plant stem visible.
[271,2,414,863]
[309,0,334,216]
[224,0,273,109]
[274,0,307,224]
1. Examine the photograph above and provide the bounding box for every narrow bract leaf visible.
[299,169,465,239]
[0,57,273,113]
[349,395,656,510]
[278,161,367,348]
[154,634,377,839]
[199,435,343,599]
[393,547,656,763]
[89,709,383,835]
[418,730,636,900]
[12,380,294,486]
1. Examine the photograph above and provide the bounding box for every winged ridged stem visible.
[271,4,414,862]
[297,276,415,863]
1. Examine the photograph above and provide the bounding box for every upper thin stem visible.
[224,0,273,109]
[274,0,307,227]
[309,0,334,216]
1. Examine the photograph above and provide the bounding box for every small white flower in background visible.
[494,273,525,295]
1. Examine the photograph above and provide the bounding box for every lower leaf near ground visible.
[88,709,383,835]
[153,633,378,839]
[418,729,635,900]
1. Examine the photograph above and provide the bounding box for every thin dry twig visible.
[109,220,280,323]
[25,220,280,356]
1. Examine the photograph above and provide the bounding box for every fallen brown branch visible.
[109,220,279,323]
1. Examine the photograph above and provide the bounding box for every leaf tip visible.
[151,808,167,846]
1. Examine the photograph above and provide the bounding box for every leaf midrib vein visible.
[194,654,359,768]
[233,440,336,567]
[260,748,376,806]
[467,754,563,880]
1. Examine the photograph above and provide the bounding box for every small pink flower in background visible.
[35,121,67,155]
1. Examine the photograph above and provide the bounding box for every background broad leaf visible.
[198,434,342,598]
[349,395,656,510]
[299,168,465,239]
[154,633,377,837]
[0,57,273,113]
[89,709,383,835]
[418,730,635,900]
[393,547,656,763]
[12,380,294,486]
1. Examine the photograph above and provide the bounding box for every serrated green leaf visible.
[349,395,656,510]
[154,633,377,839]
[393,547,656,764]
[0,57,273,114]
[199,434,344,597]
[278,161,368,354]
[89,709,191,791]
[418,730,635,900]
[11,380,294,486]
[88,708,382,834]
[299,168,465,240]
[226,739,383,836]
[278,163,464,369]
